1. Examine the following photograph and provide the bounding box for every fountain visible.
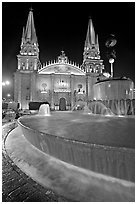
[72,101,114,116]
[102,99,135,116]
[83,103,92,114]
[18,110,134,181]
[17,100,134,201]
[71,101,85,111]
[38,104,50,116]
[88,101,114,116]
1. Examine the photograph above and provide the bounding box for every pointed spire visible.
[21,27,25,45]
[22,27,25,39]
[85,18,95,48]
[83,18,101,62]
[96,34,99,51]
[25,9,37,44]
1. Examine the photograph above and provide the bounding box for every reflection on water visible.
[22,112,135,149]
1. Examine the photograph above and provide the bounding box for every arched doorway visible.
[59,97,66,111]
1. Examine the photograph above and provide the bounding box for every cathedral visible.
[14,9,134,110]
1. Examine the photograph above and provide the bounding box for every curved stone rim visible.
[4,123,135,202]
[18,115,134,152]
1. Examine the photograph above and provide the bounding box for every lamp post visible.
[2,80,10,86]
[2,80,11,101]
[105,34,117,78]
[109,58,114,78]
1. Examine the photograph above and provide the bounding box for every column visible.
[26,59,29,70]
[86,74,88,103]
[51,74,54,110]
[30,72,36,101]
[17,72,22,108]
[70,74,74,109]
[34,59,37,70]
[18,58,21,70]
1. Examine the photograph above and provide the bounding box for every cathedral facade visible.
[14,10,133,110]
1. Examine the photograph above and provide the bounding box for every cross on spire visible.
[61,50,65,55]
[29,7,33,11]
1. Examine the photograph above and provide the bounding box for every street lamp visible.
[7,93,11,98]
[109,58,114,78]
[5,81,10,85]
[105,34,117,78]
[2,80,11,101]
[2,80,10,86]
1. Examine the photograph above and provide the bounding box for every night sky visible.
[2,2,135,87]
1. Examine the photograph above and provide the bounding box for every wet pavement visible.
[2,122,70,202]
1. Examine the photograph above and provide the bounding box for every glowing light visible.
[117,115,125,118]
[2,81,10,86]
[5,81,10,85]
[105,114,113,117]
[103,72,110,78]
[7,93,11,97]
[108,84,111,87]
[109,58,114,63]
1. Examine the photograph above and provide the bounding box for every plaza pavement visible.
[2,121,71,202]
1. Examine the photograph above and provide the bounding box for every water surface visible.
[22,112,135,149]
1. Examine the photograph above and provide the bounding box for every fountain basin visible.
[18,112,135,182]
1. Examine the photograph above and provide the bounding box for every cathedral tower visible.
[81,18,105,101]
[81,18,104,74]
[14,9,40,109]
[17,9,41,71]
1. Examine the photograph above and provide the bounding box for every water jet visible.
[38,104,50,116]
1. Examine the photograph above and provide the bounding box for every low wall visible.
[18,117,135,182]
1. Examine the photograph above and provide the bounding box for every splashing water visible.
[38,104,51,116]
[83,104,92,114]
[88,101,114,116]
[72,101,114,116]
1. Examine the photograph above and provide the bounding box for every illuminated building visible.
[14,10,134,110]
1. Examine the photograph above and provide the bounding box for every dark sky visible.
[2,2,135,84]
